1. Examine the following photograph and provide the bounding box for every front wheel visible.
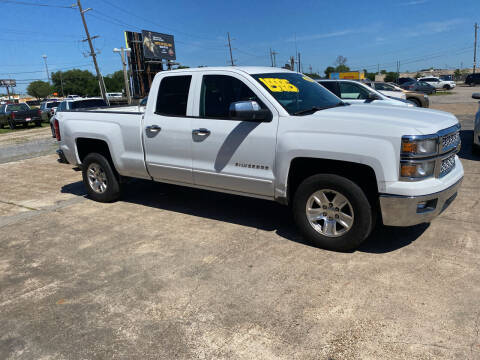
[407,98,421,107]
[443,84,451,90]
[82,153,121,202]
[293,174,373,251]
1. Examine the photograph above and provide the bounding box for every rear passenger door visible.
[143,74,194,184]
[190,72,278,198]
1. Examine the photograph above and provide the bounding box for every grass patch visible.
[430,91,456,96]
[0,122,49,135]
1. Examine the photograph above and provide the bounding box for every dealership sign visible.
[142,30,176,61]
[0,79,16,87]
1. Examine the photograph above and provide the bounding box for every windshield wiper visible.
[293,102,348,115]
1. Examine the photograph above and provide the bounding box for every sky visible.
[0,0,479,93]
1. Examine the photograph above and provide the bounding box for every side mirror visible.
[472,93,480,100]
[366,92,381,102]
[229,101,271,122]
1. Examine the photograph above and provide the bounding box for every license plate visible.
[25,117,31,121]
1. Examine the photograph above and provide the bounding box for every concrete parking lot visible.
[1,91,480,359]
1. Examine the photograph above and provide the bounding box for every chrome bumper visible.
[379,177,463,226]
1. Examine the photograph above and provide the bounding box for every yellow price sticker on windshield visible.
[259,78,299,92]
[302,76,315,82]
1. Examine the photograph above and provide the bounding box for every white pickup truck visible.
[55,67,463,251]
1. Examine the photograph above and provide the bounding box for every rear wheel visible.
[35,121,41,127]
[292,174,373,251]
[82,153,121,202]
[8,119,16,129]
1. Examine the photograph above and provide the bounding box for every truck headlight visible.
[400,160,435,180]
[401,136,438,157]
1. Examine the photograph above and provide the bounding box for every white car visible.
[418,77,456,90]
[318,79,413,107]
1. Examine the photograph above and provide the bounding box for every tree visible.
[335,64,350,72]
[51,69,99,97]
[303,72,321,79]
[334,55,347,67]
[324,66,335,78]
[103,71,125,93]
[27,80,52,99]
[383,72,398,82]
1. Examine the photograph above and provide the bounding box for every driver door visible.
[191,72,278,198]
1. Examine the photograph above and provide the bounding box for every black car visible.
[396,77,417,85]
[399,80,436,95]
[465,73,480,86]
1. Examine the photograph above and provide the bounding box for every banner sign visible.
[141,31,176,61]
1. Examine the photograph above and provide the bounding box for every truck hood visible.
[307,103,458,135]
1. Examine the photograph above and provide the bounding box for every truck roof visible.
[161,66,294,75]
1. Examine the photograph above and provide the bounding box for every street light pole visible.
[113,47,132,104]
[42,54,50,84]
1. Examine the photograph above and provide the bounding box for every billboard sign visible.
[142,30,176,60]
[0,79,16,87]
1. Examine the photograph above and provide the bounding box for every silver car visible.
[474,93,480,153]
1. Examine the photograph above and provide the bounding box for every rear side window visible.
[47,102,60,108]
[156,75,192,116]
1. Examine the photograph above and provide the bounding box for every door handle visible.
[192,128,210,136]
[146,125,161,132]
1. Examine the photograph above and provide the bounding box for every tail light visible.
[54,119,61,141]
[37,109,42,117]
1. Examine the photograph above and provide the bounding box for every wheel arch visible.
[75,137,117,173]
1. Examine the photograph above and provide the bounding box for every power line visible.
[0,0,75,8]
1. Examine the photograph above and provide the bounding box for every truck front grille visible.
[439,153,456,177]
[441,131,460,153]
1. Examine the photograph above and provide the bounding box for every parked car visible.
[400,80,436,95]
[66,95,81,100]
[382,83,430,108]
[473,93,480,153]
[56,67,463,251]
[0,103,42,129]
[39,100,60,122]
[418,76,456,90]
[106,92,123,99]
[370,82,406,99]
[439,75,453,81]
[50,98,107,137]
[318,79,413,107]
[465,73,480,86]
[396,77,417,85]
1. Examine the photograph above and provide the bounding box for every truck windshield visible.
[251,73,343,115]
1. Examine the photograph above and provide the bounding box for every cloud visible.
[404,18,466,37]
[285,29,361,42]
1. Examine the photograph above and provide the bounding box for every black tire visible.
[82,153,121,202]
[292,174,373,251]
[50,124,56,138]
[35,121,41,127]
[8,119,16,129]
[443,84,451,90]
[407,98,421,107]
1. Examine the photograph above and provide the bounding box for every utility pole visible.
[474,23,478,75]
[227,32,235,66]
[297,52,301,73]
[76,0,108,103]
[271,49,278,67]
[113,47,132,104]
[42,55,50,84]
[60,72,65,97]
[270,48,274,67]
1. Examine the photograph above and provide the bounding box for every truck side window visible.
[156,75,192,116]
[319,81,339,96]
[200,75,264,119]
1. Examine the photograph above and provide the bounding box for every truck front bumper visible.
[379,177,463,226]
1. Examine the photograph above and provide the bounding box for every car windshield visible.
[71,99,107,109]
[251,72,343,115]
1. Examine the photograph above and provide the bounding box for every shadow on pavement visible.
[62,179,427,254]
[458,130,480,161]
